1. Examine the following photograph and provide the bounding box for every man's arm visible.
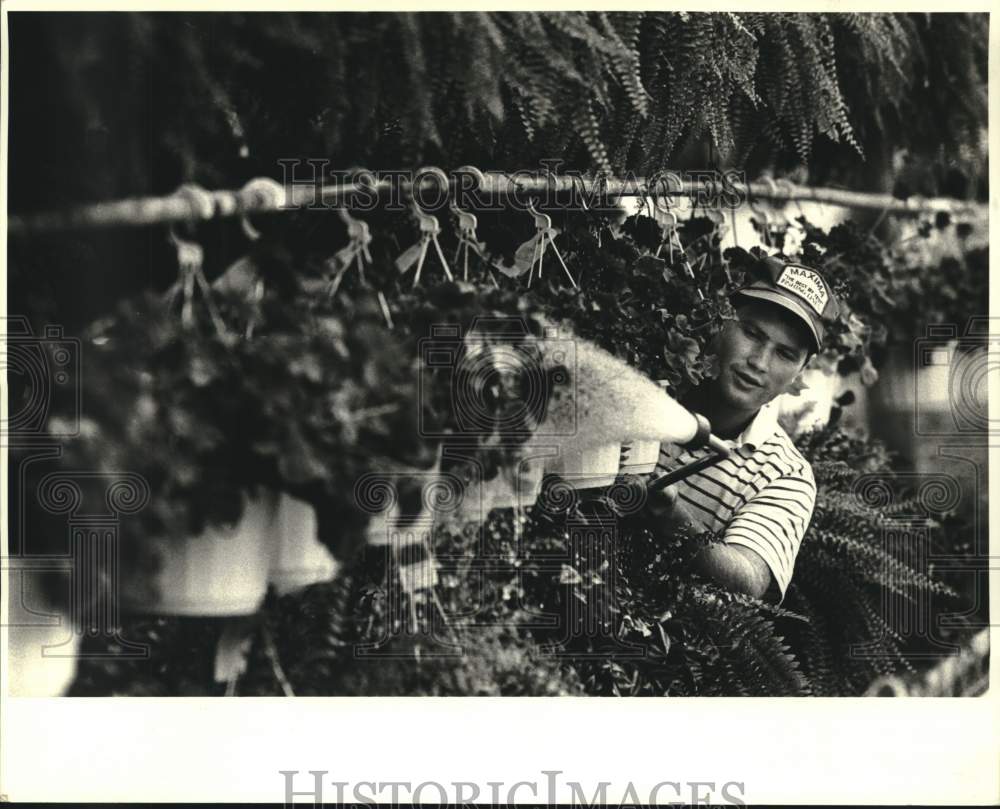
[693,543,773,599]
[646,484,781,600]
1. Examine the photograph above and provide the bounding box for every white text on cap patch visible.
[776,265,829,316]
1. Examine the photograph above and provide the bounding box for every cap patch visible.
[775,265,829,316]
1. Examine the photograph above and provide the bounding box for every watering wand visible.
[643,406,733,494]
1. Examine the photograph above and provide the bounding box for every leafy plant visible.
[226,420,965,698]
[46,181,980,698]
[786,415,963,694]
[10,12,987,208]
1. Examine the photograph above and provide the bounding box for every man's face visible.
[713,300,811,415]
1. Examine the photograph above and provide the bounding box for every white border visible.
[1,2,997,805]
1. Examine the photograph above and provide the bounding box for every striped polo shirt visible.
[648,399,816,601]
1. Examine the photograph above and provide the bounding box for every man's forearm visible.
[693,543,771,599]
[646,489,773,599]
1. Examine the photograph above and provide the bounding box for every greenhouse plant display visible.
[5,11,994,808]
[5,7,989,709]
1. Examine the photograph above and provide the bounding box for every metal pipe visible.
[8,171,987,236]
[646,447,730,493]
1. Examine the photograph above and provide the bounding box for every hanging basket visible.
[545,440,623,490]
[618,440,661,476]
[364,498,438,596]
[128,491,276,616]
[366,503,434,547]
[268,493,340,597]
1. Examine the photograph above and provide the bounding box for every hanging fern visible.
[11,10,988,227]
[782,417,963,694]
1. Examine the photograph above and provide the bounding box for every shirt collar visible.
[726,399,780,452]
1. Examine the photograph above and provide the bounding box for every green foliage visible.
[250,419,963,698]
[68,616,227,696]
[563,514,813,697]
[889,244,989,344]
[257,545,585,696]
[9,11,987,349]
[81,420,962,698]
[633,13,868,168]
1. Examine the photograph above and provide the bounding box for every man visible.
[646,257,840,603]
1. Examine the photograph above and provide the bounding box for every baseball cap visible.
[731,257,840,354]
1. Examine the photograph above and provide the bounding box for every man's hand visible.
[645,481,776,600]
[646,482,697,534]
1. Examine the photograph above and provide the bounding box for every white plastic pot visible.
[393,511,440,595]
[6,564,81,696]
[268,494,339,597]
[545,441,622,490]
[137,492,276,616]
[365,504,438,595]
[618,439,661,476]
[366,503,434,547]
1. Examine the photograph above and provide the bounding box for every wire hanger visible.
[523,200,577,289]
[325,207,374,297]
[449,165,498,287]
[321,167,375,297]
[235,178,285,338]
[653,195,682,264]
[703,206,729,283]
[776,177,801,217]
[394,166,453,287]
[163,183,229,339]
[495,170,575,288]
[761,176,790,244]
[650,187,705,301]
[748,183,774,250]
[238,176,284,242]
